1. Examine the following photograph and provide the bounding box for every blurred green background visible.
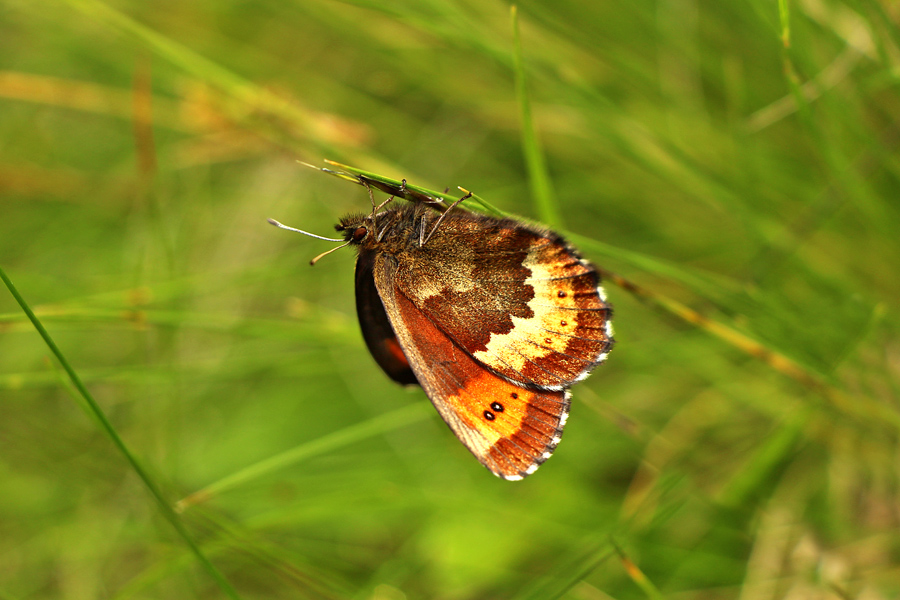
[2,0,899,598]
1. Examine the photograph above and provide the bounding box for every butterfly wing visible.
[395,213,613,390]
[354,250,419,385]
[373,253,569,480]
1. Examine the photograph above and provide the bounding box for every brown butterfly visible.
[270,178,613,480]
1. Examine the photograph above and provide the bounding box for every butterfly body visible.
[336,201,613,480]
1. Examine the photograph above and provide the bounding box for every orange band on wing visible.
[383,271,570,480]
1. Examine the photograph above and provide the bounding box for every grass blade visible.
[175,403,432,511]
[511,539,614,600]
[511,5,561,227]
[0,267,243,600]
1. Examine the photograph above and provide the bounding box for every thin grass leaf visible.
[511,540,614,600]
[511,5,561,228]
[717,408,808,510]
[612,541,664,600]
[778,0,791,49]
[313,159,505,215]
[0,267,243,600]
[61,0,351,155]
[175,403,433,511]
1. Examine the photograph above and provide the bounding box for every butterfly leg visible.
[362,179,401,236]
[421,189,473,246]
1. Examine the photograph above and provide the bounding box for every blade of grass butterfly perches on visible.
[299,160,506,216]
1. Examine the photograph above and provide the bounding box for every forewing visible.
[396,215,613,389]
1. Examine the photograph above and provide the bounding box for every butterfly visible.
[270,177,613,480]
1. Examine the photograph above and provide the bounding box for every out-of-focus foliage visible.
[1,0,899,598]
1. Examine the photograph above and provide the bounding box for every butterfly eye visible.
[352,226,368,242]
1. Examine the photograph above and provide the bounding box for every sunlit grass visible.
[1,0,898,598]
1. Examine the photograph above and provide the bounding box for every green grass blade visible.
[718,409,807,509]
[0,267,243,600]
[612,541,664,600]
[311,160,506,215]
[777,0,791,49]
[60,0,338,155]
[511,6,562,227]
[175,403,433,511]
[511,539,614,600]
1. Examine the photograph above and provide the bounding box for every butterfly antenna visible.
[268,218,352,265]
[267,218,344,242]
[309,241,352,265]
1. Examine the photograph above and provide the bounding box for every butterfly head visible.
[335,203,426,253]
[335,212,373,246]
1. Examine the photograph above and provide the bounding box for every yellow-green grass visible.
[1,1,898,598]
